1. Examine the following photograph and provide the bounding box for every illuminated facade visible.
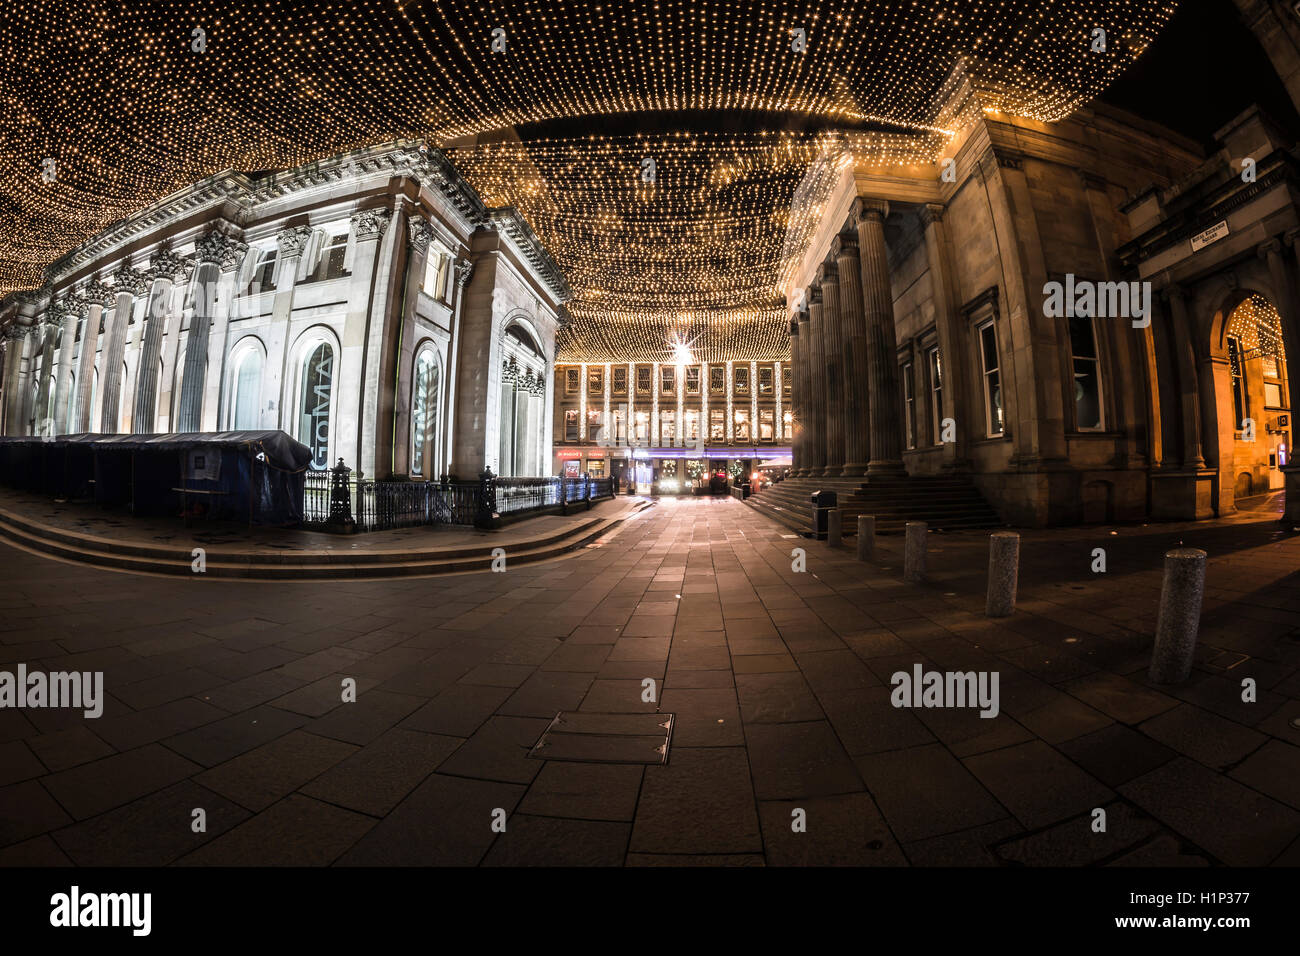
[0,141,569,480]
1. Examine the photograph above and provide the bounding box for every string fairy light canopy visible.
[1,0,1177,361]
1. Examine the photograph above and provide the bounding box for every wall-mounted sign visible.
[556,449,582,460]
[1190,220,1229,253]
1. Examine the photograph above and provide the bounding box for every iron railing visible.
[303,467,615,533]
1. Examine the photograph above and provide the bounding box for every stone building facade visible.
[785,30,1300,526]
[551,359,792,489]
[0,141,569,481]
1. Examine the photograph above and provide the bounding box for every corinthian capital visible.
[83,278,114,307]
[276,225,314,257]
[195,228,249,272]
[112,263,151,297]
[351,207,393,241]
[851,197,889,226]
[454,256,474,288]
[407,214,436,252]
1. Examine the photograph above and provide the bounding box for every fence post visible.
[476,467,501,529]
[328,458,355,533]
[559,475,568,515]
[1149,548,1208,684]
[985,531,1020,618]
[904,521,927,583]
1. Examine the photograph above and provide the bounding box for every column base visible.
[1150,469,1217,521]
[822,464,847,477]
[841,462,870,477]
[866,459,906,477]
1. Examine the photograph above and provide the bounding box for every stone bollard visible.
[904,521,927,583]
[1149,548,1207,684]
[985,531,1020,617]
[857,515,875,560]
[827,508,842,547]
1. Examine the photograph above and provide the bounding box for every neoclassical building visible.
[777,38,1300,527]
[0,141,569,481]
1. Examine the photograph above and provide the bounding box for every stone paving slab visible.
[0,496,1298,864]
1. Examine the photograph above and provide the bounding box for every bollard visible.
[1149,548,1207,684]
[857,515,875,560]
[827,508,842,547]
[904,521,928,583]
[985,531,1020,617]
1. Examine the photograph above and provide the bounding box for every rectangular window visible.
[634,411,650,442]
[422,250,446,297]
[758,366,774,395]
[564,409,579,442]
[710,366,725,392]
[1228,336,1249,429]
[613,409,626,444]
[903,361,916,450]
[661,365,675,394]
[928,347,943,445]
[759,408,775,441]
[734,366,750,395]
[322,232,349,280]
[782,410,793,440]
[684,410,700,441]
[613,366,628,395]
[587,459,606,478]
[661,416,676,443]
[565,368,580,394]
[978,322,1004,436]
[734,409,751,442]
[685,366,701,395]
[782,364,792,394]
[587,366,604,394]
[709,408,725,440]
[1069,316,1104,431]
[636,366,652,394]
[249,248,277,293]
[587,410,603,442]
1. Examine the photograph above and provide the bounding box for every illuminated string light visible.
[1,0,1177,362]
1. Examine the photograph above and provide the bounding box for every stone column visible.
[854,198,905,476]
[794,311,811,475]
[806,283,827,474]
[819,259,845,476]
[74,279,113,432]
[789,315,804,474]
[1,324,32,435]
[1264,236,1300,521]
[178,229,247,432]
[918,203,970,471]
[835,229,871,475]
[52,297,81,435]
[1164,285,1205,470]
[101,264,148,433]
[33,312,61,436]
[133,248,186,433]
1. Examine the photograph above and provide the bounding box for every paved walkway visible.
[0,496,1298,866]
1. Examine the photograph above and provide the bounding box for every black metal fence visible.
[303,464,615,533]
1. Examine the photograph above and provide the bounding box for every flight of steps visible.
[745,472,1006,536]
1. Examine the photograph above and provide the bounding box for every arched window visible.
[410,347,441,477]
[498,321,547,477]
[297,339,335,469]
[228,342,264,430]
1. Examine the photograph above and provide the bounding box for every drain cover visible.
[528,711,674,764]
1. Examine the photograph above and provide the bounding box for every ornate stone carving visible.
[406,214,436,252]
[112,263,151,297]
[194,228,249,272]
[2,322,33,341]
[817,259,838,285]
[83,277,114,307]
[454,256,474,288]
[919,203,945,228]
[831,229,858,258]
[807,283,823,305]
[350,207,392,241]
[275,225,314,257]
[149,244,189,283]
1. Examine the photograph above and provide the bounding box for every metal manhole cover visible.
[528,711,674,765]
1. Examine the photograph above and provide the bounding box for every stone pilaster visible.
[101,264,149,432]
[834,229,871,475]
[73,278,113,432]
[179,228,247,432]
[52,295,82,435]
[33,310,62,436]
[788,314,803,474]
[134,247,187,433]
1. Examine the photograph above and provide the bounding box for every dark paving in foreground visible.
[1,496,1299,866]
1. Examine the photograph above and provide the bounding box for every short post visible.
[827,508,842,547]
[327,458,355,533]
[856,515,875,560]
[1148,548,1207,684]
[985,531,1020,617]
[904,521,927,583]
[475,467,501,529]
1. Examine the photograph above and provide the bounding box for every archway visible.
[1209,292,1290,510]
[498,319,547,477]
